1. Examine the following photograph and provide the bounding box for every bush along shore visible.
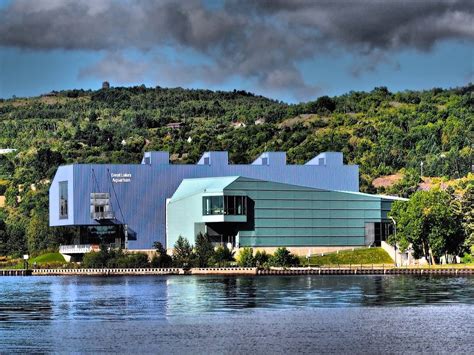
[2,236,473,276]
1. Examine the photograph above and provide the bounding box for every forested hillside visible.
[0,84,472,256]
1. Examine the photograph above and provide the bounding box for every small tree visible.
[151,241,172,267]
[254,250,269,267]
[389,189,465,264]
[237,247,255,267]
[459,185,474,254]
[269,247,299,267]
[172,236,194,268]
[194,233,214,267]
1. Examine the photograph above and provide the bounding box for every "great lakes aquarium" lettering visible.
[111,173,132,183]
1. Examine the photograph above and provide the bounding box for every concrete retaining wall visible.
[2,267,472,277]
[190,267,257,275]
[259,267,473,275]
[32,268,182,276]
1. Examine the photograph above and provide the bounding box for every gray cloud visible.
[79,52,150,83]
[1,0,473,100]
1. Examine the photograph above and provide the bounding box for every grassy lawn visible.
[30,252,65,264]
[0,252,66,269]
[302,248,394,266]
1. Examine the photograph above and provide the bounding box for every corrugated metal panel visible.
[50,151,361,249]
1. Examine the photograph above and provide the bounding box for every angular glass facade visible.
[202,195,247,215]
[167,176,404,249]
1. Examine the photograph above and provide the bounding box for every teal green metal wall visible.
[224,178,394,247]
[166,176,399,248]
[166,193,205,249]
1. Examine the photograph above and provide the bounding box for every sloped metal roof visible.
[169,176,240,202]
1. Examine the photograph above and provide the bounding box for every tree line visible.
[80,236,300,269]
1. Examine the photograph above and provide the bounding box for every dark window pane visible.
[236,196,243,215]
[203,197,212,215]
[227,195,235,215]
[59,181,68,219]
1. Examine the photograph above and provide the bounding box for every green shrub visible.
[237,247,255,267]
[82,250,109,268]
[254,250,269,266]
[117,253,149,268]
[462,253,473,264]
[210,245,235,267]
[151,241,172,267]
[83,248,150,268]
[269,247,299,267]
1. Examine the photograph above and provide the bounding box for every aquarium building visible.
[49,151,400,255]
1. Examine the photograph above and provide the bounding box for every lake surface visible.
[1,275,473,353]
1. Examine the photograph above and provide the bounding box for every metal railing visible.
[59,244,93,254]
[91,211,115,220]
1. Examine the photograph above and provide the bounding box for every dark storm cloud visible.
[247,0,474,52]
[1,0,472,99]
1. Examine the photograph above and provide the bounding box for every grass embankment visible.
[30,252,65,264]
[0,252,66,269]
[304,248,394,266]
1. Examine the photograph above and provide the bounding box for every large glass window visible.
[202,195,247,216]
[203,196,224,215]
[59,181,68,219]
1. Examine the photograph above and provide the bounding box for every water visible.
[1,275,473,353]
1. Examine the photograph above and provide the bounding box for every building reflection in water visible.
[1,275,472,324]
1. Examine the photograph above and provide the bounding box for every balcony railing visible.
[59,244,95,254]
[91,211,115,220]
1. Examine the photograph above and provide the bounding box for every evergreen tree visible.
[172,236,194,268]
[237,247,255,267]
[194,233,214,267]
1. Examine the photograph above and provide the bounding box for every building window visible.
[203,196,224,215]
[90,192,114,220]
[202,195,247,216]
[59,181,68,219]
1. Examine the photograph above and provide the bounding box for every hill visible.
[0,84,472,255]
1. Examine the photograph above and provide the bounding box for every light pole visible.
[389,217,397,267]
[23,254,29,270]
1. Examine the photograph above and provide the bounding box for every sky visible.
[0,0,473,103]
